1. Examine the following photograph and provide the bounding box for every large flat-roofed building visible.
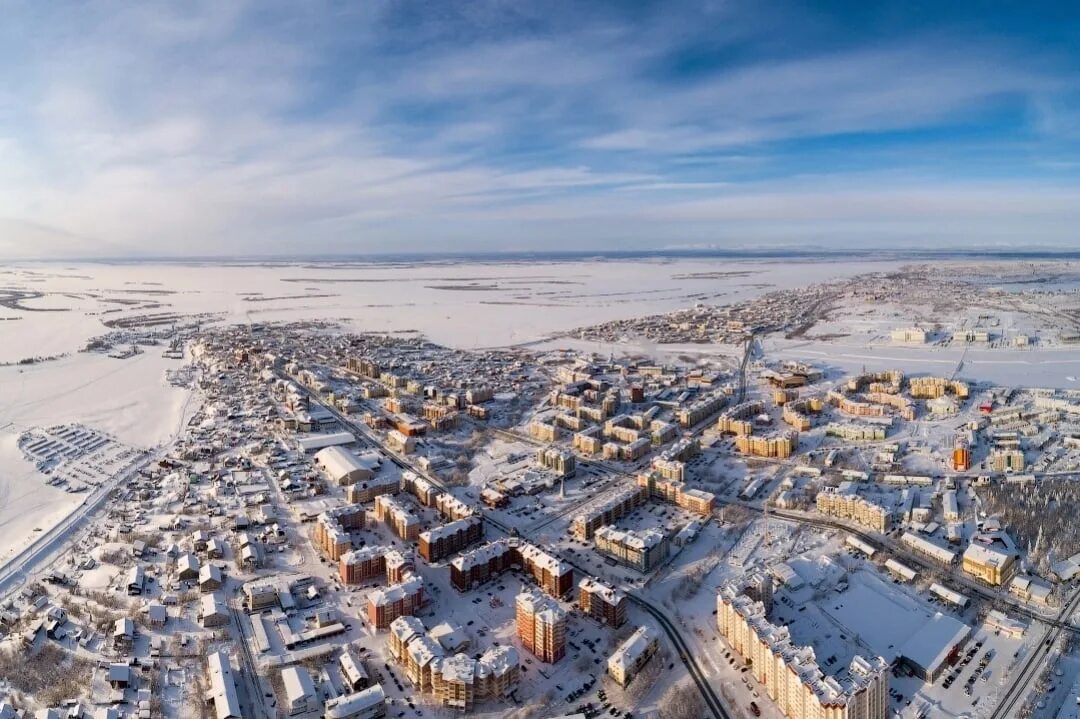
[594,525,669,573]
[314,446,375,486]
[895,613,971,683]
[418,516,483,563]
[717,585,889,719]
[577,577,626,628]
[516,589,567,663]
[607,626,658,687]
[962,543,1018,586]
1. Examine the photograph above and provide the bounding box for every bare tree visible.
[659,683,705,719]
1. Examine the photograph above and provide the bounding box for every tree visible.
[659,683,705,719]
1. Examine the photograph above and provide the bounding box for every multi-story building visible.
[450,539,573,597]
[676,393,726,428]
[339,545,393,584]
[528,420,558,442]
[717,585,889,719]
[815,485,891,532]
[607,626,658,687]
[716,401,765,436]
[570,486,647,541]
[367,574,425,629]
[388,616,520,711]
[908,377,969,400]
[990,448,1025,473]
[516,589,567,663]
[572,426,603,455]
[594,526,669,573]
[386,429,416,454]
[536,446,576,477]
[346,473,400,504]
[578,577,626,628]
[735,431,798,458]
[401,471,441,507]
[313,505,367,560]
[435,493,475,521]
[373,495,421,541]
[781,397,823,431]
[636,471,716,517]
[962,543,1018,586]
[418,516,484,563]
[825,422,888,441]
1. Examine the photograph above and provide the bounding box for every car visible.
[749,702,760,717]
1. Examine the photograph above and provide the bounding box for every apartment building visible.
[449,539,574,598]
[516,589,567,663]
[908,377,969,400]
[339,545,393,584]
[418,516,484,563]
[373,495,421,541]
[313,505,367,560]
[607,626,658,687]
[572,426,603,455]
[735,431,798,458]
[570,486,647,541]
[528,420,558,442]
[388,616,520,710]
[435,493,475,521]
[386,429,416,454]
[716,401,765,436]
[578,577,627,628]
[636,471,716,517]
[594,525,669,573]
[816,485,891,532]
[962,543,1018,586]
[346,473,400,504]
[676,393,726,427]
[536,446,577,477]
[367,574,425,629]
[401,471,441,507]
[825,422,888,442]
[717,586,889,719]
[990,448,1025,473]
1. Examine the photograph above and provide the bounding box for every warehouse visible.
[314,446,376,486]
[896,612,971,683]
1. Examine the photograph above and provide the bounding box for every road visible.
[0,449,155,601]
[286,376,734,718]
[990,587,1080,719]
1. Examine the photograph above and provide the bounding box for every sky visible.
[0,0,1079,259]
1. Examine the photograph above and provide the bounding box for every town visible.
[4,305,1080,719]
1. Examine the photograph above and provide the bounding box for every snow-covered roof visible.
[897,612,971,675]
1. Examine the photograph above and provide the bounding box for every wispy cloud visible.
[0,0,1077,258]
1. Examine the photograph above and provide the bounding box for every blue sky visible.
[0,0,1078,258]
